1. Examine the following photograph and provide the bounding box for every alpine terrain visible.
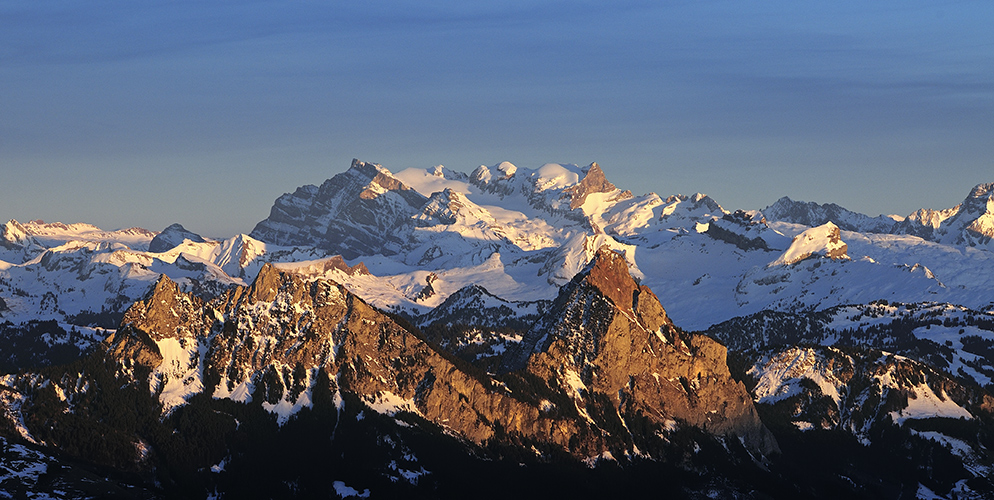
[2,159,993,499]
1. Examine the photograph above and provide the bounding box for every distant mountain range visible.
[2,159,993,498]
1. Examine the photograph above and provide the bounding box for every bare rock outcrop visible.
[98,252,776,463]
[508,246,778,455]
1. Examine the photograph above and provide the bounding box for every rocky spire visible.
[508,246,778,455]
[562,162,632,209]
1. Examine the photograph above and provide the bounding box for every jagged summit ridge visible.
[240,160,994,330]
[148,223,208,253]
[507,247,778,455]
[95,260,784,459]
[250,159,427,259]
[563,162,632,210]
[762,197,900,233]
[248,158,655,278]
[765,182,994,249]
[937,181,994,246]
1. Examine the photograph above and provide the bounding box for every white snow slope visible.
[3,160,994,338]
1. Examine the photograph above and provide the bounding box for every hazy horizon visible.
[3,1,993,236]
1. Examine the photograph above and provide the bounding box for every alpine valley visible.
[2,159,994,499]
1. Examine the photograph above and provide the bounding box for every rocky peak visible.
[964,182,994,214]
[890,182,994,247]
[350,159,419,201]
[1,220,45,263]
[507,247,778,454]
[942,182,994,246]
[562,163,631,210]
[763,197,898,234]
[416,188,464,225]
[269,256,369,281]
[579,246,642,315]
[103,274,211,373]
[148,223,208,253]
[469,161,519,196]
[893,206,957,240]
[771,222,849,267]
[244,263,286,303]
[510,246,670,371]
[238,262,329,308]
[1,219,30,246]
[322,256,369,276]
[251,159,428,259]
[119,274,208,341]
[658,193,726,222]
[416,283,550,331]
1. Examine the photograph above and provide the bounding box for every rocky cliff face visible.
[562,162,632,210]
[250,159,427,259]
[506,247,778,455]
[935,182,994,247]
[101,264,568,443]
[765,183,994,250]
[3,252,780,487]
[148,223,209,253]
[762,197,900,234]
[743,344,994,492]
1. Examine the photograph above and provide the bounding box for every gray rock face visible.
[766,183,994,249]
[762,197,898,233]
[933,182,994,247]
[890,183,994,247]
[250,159,427,259]
[148,223,207,253]
[562,162,631,210]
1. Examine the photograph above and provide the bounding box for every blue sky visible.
[2,1,992,237]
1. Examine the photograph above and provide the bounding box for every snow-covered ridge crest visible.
[6,160,994,347]
[19,219,157,250]
[762,197,902,233]
[764,182,994,250]
[749,346,849,406]
[745,345,987,447]
[770,222,849,267]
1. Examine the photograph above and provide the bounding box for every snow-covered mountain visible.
[765,182,994,251]
[742,344,993,493]
[763,197,902,234]
[0,250,788,498]
[3,158,994,498]
[243,160,994,332]
[0,218,332,350]
[5,159,994,341]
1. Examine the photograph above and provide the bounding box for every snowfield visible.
[3,159,994,363]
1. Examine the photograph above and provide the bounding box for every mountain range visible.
[2,159,993,499]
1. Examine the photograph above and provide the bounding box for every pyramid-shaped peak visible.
[149,223,207,253]
[2,219,30,244]
[968,182,994,199]
[150,273,181,296]
[963,182,994,213]
[578,246,639,310]
[248,262,290,303]
[564,162,623,209]
[347,159,422,201]
[348,158,388,174]
[119,273,207,341]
